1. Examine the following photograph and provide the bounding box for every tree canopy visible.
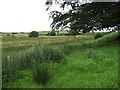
[29,31,39,37]
[46,1,120,33]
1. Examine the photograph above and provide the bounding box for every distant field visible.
[2,33,94,54]
[2,31,68,37]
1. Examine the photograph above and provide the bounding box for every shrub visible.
[2,44,65,84]
[47,31,56,36]
[29,31,39,37]
[33,63,51,85]
[94,33,104,39]
[40,45,64,62]
[12,32,17,34]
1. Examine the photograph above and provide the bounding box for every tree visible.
[29,31,39,37]
[46,1,120,33]
[12,32,18,34]
[47,31,56,36]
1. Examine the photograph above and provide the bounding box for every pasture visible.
[2,31,119,88]
[2,33,93,53]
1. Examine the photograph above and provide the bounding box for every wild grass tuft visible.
[33,62,51,85]
[86,48,96,59]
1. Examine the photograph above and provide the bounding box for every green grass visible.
[2,33,93,54]
[3,40,118,88]
[2,32,119,88]
[47,41,118,88]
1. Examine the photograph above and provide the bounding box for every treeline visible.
[29,31,112,37]
[6,31,113,37]
[29,31,83,37]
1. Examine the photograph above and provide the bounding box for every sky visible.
[0,0,61,32]
[0,0,118,32]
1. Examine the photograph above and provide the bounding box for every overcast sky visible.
[0,0,61,32]
[0,0,118,32]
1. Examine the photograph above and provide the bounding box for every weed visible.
[86,48,96,59]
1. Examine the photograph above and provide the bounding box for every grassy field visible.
[2,33,93,53]
[2,31,119,88]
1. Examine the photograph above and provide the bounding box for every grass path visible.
[4,41,118,88]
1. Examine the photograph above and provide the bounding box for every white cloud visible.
[0,0,53,32]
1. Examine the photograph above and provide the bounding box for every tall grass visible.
[2,32,119,85]
[33,62,51,85]
[2,44,67,84]
[71,32,119,48]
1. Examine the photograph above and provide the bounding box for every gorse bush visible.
[33,62,51,85]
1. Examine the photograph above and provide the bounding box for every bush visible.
[12,32,17,34]
[29,31,39,37]
[33,63,51,85]
[94,33,104,39]
[40,45,64,62]
[47,31,56,36]
[2,44,67,85]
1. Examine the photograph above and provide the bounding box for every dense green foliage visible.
[29,31,39,37]
[47,1,119,33]
[2,44,66,84]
